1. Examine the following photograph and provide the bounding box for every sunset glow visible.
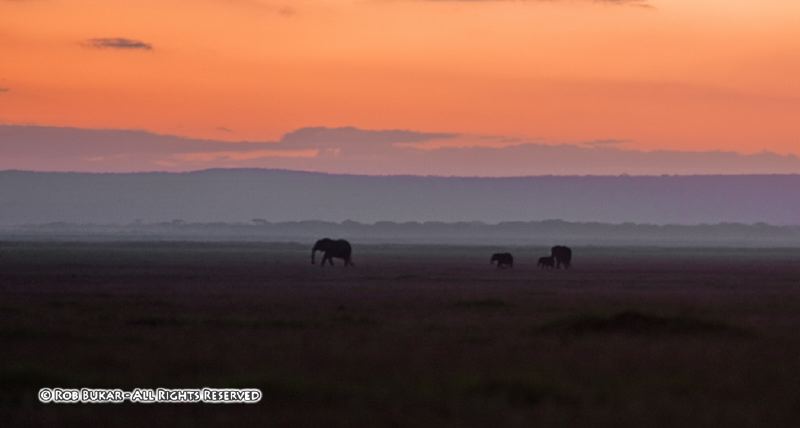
[2,0,799,173]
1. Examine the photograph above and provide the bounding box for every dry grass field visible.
[1,242,799,427]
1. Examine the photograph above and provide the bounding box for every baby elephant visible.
[490,252,514,268]
[538,256,555,270]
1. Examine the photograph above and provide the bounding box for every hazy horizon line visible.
[4,167,800,180]
[5,218,798,228]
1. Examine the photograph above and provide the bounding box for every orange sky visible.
[1,0,799,156]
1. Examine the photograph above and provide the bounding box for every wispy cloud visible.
[413,0,654,8]
[280,127,457,150]
[176,149,319,163]
[84,38,153,50]
[417,0,650,4]
[581,139,629,147]
[0,87,9,93]
[277,6,296,16]
[211,1,298,16]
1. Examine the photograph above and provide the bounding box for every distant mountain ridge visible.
[1,169,798,225]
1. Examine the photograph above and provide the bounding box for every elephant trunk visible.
[311,246,318,264]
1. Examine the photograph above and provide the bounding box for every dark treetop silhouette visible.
[490,253,514,268]
[311,238,354,267]
[551,246,573,269]
[538,256,555,270]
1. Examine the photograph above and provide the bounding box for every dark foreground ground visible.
[1,242,799,427]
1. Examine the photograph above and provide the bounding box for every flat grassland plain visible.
[1,242,799,427]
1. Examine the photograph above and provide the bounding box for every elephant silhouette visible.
[551,245,573,269]
[490,252,514,268]
[311,238,353,267]
[538,256,555,269]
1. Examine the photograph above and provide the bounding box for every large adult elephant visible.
[311,238,354,267]
[551,245,573,269]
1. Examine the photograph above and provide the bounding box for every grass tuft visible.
[540,310,747,337]
[462,377,576,408]
[454,299,509,309]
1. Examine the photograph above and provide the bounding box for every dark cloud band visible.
[84,38,153,50]
[2,124,799,175]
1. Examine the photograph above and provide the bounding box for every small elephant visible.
[490,253,514,268]
[538,256,555,270]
